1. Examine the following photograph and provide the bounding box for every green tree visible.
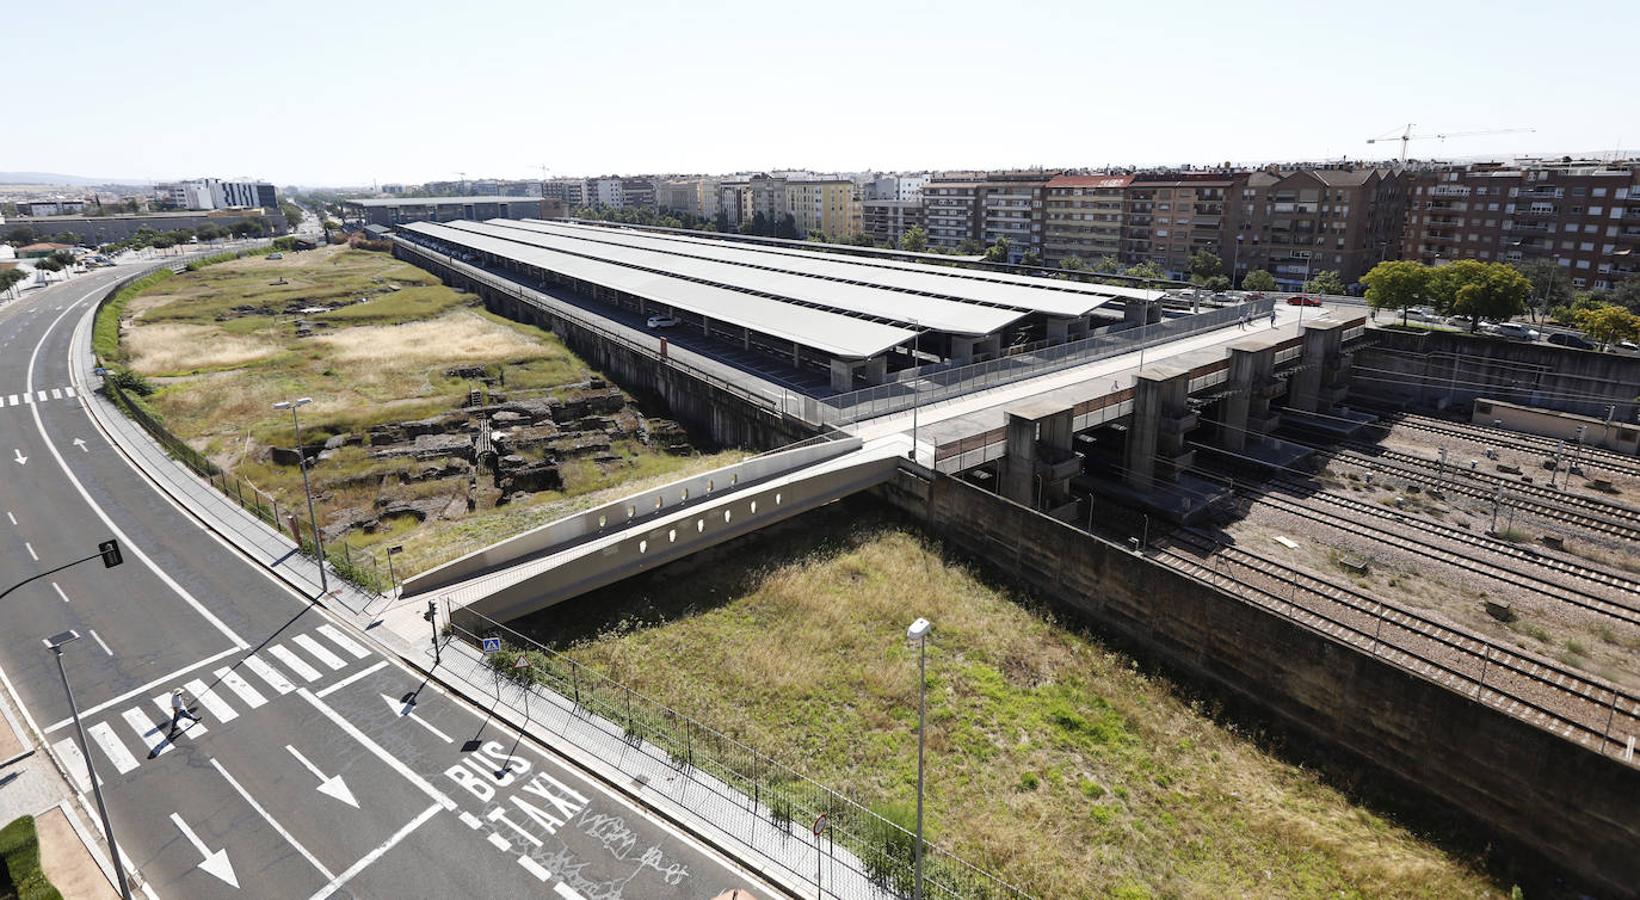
[774,214,798,239]
[1240,269,1278,293]
[1122,260,1167,281]
[151,234,176,250]
[1361,260,1432,326]
[1188,250,1223,285]
[1574,304,1640,349]
[1020,250,1043,267]
[36,256,64,274]
[281,201,305,230]
[49,249,77,268]
[1304,269,1346,296]
[4,226,35,245]
[1059,255,1086,272]
[1091,256,1122,274]
[955,238,986,256]
[1511,259,1570,314]
[983,237,1012,263]
[53,231,81,245]
[0,267,28,296]
[898,225,928,252]
[1431,259,1533,332]
[1197,275,1231,291]
[1609,278,1640,314]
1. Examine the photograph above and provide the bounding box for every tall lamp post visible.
[905,617,931,900]
[48,630,133,900]
[273,398,327,595]
[908,318,921,462]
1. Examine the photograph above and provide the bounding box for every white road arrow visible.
[71,438,87,453]
[381,693,453,743]
[285,744,358,808]
[11,449,25,465]
[169,812,238,888]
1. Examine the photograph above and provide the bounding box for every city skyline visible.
[9,0,1635,186]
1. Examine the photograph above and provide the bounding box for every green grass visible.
[93,268,173,362]
[509,500,1505,898]
[0,816,61,900]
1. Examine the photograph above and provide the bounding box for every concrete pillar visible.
[1125,365,1194,490]
[999,413,1039,505]
[864,355,888,385]
[1223,341,1279,451]
[830,359,861,392]
[743,326,751,350]
[702,315,711,337]
[1288,318,1348,414]
[949,336,979,362]
[1045,316,1074,344]
[1001,401,1077,509]
[792,341,801,368]
[1123,298,1161,329]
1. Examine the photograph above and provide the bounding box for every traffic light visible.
[98,539,123,569]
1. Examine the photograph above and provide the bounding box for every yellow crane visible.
[1367,124,1536,162]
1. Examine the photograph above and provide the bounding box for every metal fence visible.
[820,298,1278,426]
[446,604,1030,900]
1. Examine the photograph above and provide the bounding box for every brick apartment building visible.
[1122,173,1241,278]
[924,171,1055,260]
[1042,174,1131,267]
[1403,158,1640,292]
[1232,166,1408,289]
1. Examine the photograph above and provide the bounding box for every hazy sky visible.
[11,0,1634,186]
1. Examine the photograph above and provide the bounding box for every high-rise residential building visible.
[1233,167,1407,289]
[861,199,925,247]
[1119,173,1239,278]
[1403,158,1640,292]
[923,175,983,251]
[544,178,589,208]
[923,171,1053,259]
[1042,174,1131,267]
[786,178,860,239]
[738,175,789,227]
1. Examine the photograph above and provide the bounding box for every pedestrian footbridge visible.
[401,434,908,621]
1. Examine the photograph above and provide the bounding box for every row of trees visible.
[1360,259,1537,333]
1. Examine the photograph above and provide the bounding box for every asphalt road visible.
[0,265,770,898]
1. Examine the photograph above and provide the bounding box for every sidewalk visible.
[66,288,887,898]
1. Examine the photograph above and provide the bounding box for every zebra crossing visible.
[55,625,375,790]
[1,386,76,408]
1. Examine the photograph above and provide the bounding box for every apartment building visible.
[923,171,1053,259]
[1403,158,1640,291]
[1042,174,1131,266]
[1120,173,1239,278]
[923,175,983,250]
[543,178,589,208]
[861,199,925,246]
[786,178,860,239]
[739,175,790,226]
[1233,167,1407,288]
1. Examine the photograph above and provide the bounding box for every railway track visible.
[1255,477,1640,626]
[1372,412,1640,479]
[1150,529,1640,764]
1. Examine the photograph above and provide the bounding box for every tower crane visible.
[1367,124,1536,162]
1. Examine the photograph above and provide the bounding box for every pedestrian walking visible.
[169,688,199,733]
[1269,309,1278,329]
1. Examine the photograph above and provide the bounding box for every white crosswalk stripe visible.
[5,395,14,406]
[151,694,209,738]
[0,386,76,409]
[243,653,296,695]
[184,678,237,723]
[50,388,61,400]
[63,386,75,398]
[317,624,370,660]
[214,666,268,709]
[293,634,346,670]
[121,707,170,757]
[52,738,99,791]
[268,644,322,682]
[87,722,139,774]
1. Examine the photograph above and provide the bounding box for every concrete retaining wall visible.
[1357,328,1640,422]
[875,471,1640,895]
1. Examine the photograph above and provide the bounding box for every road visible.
[0,263,771,898]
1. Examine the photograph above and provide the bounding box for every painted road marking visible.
[517,856,551,881]
[50,388,61,400]
[317,624,369,660]
[52,738,99,791]
[486,832,511,852]
[51,582,69,603]
[89,630,112,656]
[45,646,241,734]
[306,802,442,900]
[4,511,14,525]
[458,812,483,829]
[24,542,37,561]
[293,634,346,671]
[87,722,139,774]
[242,654,295,695]
[554,882,587,900]
[5,395,14,406]
[150,695,210,738]
[314,660,388,699]
[34,391,45,402]
[297,689,455,810]
[183,678,237,723]
[213,667,267,709]
[63,386,74,398]
[121,707,170,756]
[211,759,336,881]
[269,645,322,682]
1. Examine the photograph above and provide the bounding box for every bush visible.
[92,268,173,362]
[0,815,63,900]
[106,366,155,397]
[864,801,920,894]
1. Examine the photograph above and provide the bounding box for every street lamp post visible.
[273,398,327,595]
[905,617,931,900]
[908,318,920,463]
[48,630,132,900]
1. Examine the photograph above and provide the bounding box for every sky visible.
[9,0,1636,187]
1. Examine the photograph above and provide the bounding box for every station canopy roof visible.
[347,196,540,207]
[449,219,1025,337]
[400,222,916,360]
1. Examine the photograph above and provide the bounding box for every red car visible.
[1286,295,1322,307]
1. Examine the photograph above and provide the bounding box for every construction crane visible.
[1367,124,1536,162]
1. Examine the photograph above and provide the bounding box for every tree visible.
[1511,259,1571,314]
[1361,260,1432,326]
[1304,269,1345,296]
[983,237,1012,263]
[1059,255,1086,272]
[1187,250,1223,285]
[281,202,305,230]
[0,267,28,297]
[1431,259,1532,331]
[1574,304,1640,349]
[955,238,986,256]
[49,249,77,269]
[1020,250,1043,267]
[898,225,928,253]
[1609,279,1640,314]
[1197,275,1230,291]
[1091,256,1122,274]
[1242,270,1279,292]
[36,257,64,274]
[1122,261,1167,281]
[4,226,35,245]
[774,214,798,239]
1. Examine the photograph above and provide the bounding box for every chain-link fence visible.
[446,604,1029,900]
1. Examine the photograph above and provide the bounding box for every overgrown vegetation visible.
[506,501,1505,897]
[0,816,61,900]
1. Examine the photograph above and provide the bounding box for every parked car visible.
[266,252,284,260]
[1286,295,1322,307]
[646,314,680,329]
[1493,322,1539,341]
[1617,339,1639,352]
[1546,332,1595,350]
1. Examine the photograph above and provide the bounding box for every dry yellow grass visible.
[126,323,284,374]
[314,310,559,365]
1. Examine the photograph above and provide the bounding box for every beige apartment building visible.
[1042,174,1131,266]
[786,179,861,239]
[1120,173,1239,279]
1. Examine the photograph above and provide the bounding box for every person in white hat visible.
[169,688,199,734]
